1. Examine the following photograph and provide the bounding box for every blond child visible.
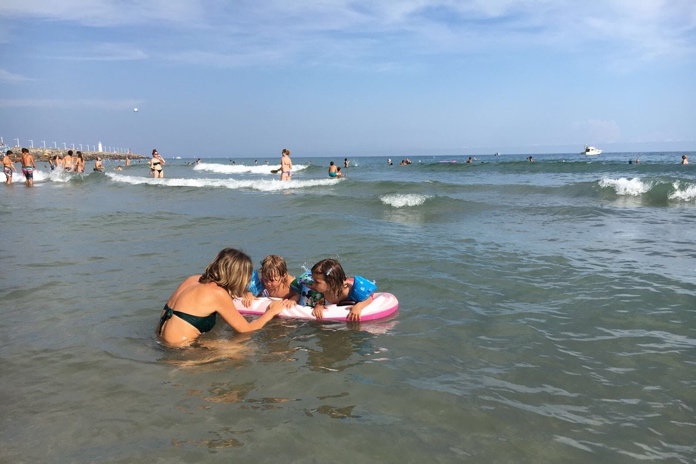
[242,255,300,308]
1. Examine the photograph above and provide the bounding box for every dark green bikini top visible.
[159,304,217,334]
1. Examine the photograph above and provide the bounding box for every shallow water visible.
[1,152,695,463]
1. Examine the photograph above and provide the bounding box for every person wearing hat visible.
[3,150,17,184]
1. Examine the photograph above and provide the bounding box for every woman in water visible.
[74,152,85,173]
[150,149,165,178]
[280,148,292,181]
[157,248,288,346]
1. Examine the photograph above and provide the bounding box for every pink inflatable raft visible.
[233,292,399,322]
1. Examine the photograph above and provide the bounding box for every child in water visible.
[242,255,300,307]
[310,258,377,321]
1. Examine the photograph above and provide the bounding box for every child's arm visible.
[311,298,327,319]
[347,294,373,321]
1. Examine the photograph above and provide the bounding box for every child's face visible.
[310,272,328,293]
[262,272,285,291]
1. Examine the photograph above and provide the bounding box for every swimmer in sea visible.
[328,161,338,177]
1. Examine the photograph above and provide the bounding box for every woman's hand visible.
[266,299,286,317]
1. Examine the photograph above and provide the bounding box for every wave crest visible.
[380,193,431,208]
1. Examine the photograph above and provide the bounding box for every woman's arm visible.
[217,293,286,333]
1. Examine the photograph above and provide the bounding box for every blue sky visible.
[1,0,694,157]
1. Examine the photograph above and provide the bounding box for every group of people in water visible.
[157,248,377,346]
[1,147,136,186]
[278,148,349,180]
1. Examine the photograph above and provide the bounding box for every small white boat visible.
[583,145,602,156]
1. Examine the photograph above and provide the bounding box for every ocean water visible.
[1,151,695,463]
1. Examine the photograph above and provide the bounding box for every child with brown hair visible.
[309,258,377,321]
[242,255,300,307]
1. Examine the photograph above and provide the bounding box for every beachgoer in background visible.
[93,157,104,172]
[280,148,292,181]
[196,158,201,164]
[3,150,17,184]
[242,255,300,307]
[682,154,689,165]
[75,152,85,173]
[125,156,131,166]
[150,149,165,178]
[20,148,38,187]
[344,158,349,168]
[157,248,287,346]
[328,161,338,177]
[63,150,74,172]
[467,157,473,164]
[309,258,377,321]
[115,166,123,171]
[387,158,393,165]
[528,156,534,162]
[405,158,412,164]
[336,167,343,178]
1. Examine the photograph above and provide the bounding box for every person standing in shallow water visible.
[150,149,165,178]
[75,152,85,173]
[63,150,74,172]
[3,150,17,184]
[682,154,689,165]
[280,148,292,181]
[20,148,38,187]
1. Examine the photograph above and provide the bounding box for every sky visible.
[0,0,695,158]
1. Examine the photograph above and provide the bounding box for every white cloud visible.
[59,43,149,61]
[0,98,140,110]
[1,0,694,66]
[0,69,35,83]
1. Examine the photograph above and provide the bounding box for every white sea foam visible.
[380,193,431,207]
[668,181,696,201]
[105,172,338,191]
[599,177,651,196]
[193,163,308,175]
[33,168,80,183]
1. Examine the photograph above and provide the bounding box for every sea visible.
[1,151,695,463]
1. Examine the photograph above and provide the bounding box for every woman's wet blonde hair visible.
[260,255,288,281]
[199,248,253,298]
